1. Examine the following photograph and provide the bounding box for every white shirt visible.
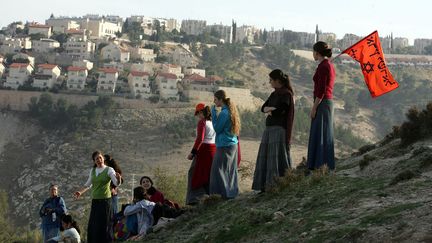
[84,165,119,188]
[203,120,216,144]
[49,227,81,243]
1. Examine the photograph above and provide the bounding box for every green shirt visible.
[91,167,111,199]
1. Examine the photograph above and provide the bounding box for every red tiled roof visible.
[164,63,179,68]
[66,29,84,34]
[10,63,29,68]
[157,72,177,79]
[38,64,58,69]
[130,71,150,77]
[67,66,87,72]
[28,24,51,29]
[183,73,207,82]
[208,75,223,82]
[99,68,118,74]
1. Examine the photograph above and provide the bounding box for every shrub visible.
[389,170,417,185]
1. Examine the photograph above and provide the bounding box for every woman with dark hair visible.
[186,103,216,205]
[39,184,67,243]
[307,41,336,171]
[74,151,121,243]
[104,154,123,215]
[252,69,295,192]
[140,176,165,204]
[209,90,241,199]
[48,214,81,243]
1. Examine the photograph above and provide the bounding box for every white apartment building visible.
[155,72,179,100]
[28,24,52,38]
[101,43,130,63]
[184,68,205,77]
[129,47,157,62]
[414,39,432,54]
[206,24,232,43]
[162,63,183,78]
[72,60,94,70]
[0,37,32,54]
[64,39,95,60]
[128,71,151,97]
[67,66,88,90]
[235,25,258,44]
[181,20,206,36]
[46,18,80,33]
[97,68,118,93]
[33,64,61,89]
[32,38,60,53]
[66,29,87,41]
[4,63,34,89]
[80,18,122,38]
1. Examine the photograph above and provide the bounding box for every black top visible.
[261,90,292,128]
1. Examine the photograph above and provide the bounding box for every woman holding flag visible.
[307,41,336,172]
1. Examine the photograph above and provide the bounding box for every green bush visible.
[399,103,432,145]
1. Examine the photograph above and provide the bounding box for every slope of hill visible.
[144,136,432,242]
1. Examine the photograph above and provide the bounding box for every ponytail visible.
[269,69,294,95]
[214,90,241,136]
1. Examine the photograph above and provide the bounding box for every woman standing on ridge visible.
[104,154,123,216]
[307,41,336,171]
[209,90,241,199]
[39,184,67,243]
[252,69,295,192]
[74,151,121,243]
[186,103,216,205]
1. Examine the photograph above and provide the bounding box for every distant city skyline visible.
[2,0,431,44]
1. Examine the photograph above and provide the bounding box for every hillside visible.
[143,133,432,242]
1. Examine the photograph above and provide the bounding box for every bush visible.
[399,103,432,145]
[151,167,187,206]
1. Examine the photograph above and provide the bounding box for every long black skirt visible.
[87,198,113,243]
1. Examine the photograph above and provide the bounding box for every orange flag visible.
[342,31,399,98]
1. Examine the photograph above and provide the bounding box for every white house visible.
[79,18,122,38]
[0,63,5,78]
[64,39,95,59]
[162,63,183,78]
[67,66,88,91]
[184,68,205,77]
[33,64,61,89]
[101,43,130,63]
[4,63,34,89]
[155,72,179,100]
[32,38,60,53]
[0,37,32,54]
[128,71,151,98]
[28,24,52,38]
[46,18,80,33]
[129,47,157,62]
[182,73,216,92]
[12,53,35,67]
[181,20,206,36]
[72,60,94,70]
[97,68,118,93]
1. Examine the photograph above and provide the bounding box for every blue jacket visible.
[39,196,67,227]
[211,105,238,147]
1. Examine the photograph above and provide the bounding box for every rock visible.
[272,211,285,221]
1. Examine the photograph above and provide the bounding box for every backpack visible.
[113,215,130,241]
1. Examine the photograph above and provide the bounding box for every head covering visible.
[194,103,206,115]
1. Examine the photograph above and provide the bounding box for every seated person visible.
[48,214,81,243]
[140,176,165,204]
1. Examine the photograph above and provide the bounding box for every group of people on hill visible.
[39,41,335,242]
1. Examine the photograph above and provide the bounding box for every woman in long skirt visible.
[252,69,295,192]
[209,90,241,199]
[307,41,336,171]
[74,151,121,243]
[186,103,216,205]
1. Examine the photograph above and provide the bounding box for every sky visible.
[2,0,431,44]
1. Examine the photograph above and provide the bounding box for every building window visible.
[135,83,138,87]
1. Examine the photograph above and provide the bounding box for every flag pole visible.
[332,30,378,61]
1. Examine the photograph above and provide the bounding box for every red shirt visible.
[313,59,335,99]
[149,189,165,204]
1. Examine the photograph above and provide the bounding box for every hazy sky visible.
[2,0,430,44]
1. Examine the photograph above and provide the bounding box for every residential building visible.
[103,61,124,72]
[12,53,35,67]
[33,64,61,89]
[393,37,409,49]
[0,63,5,78]
[66,29,87,41]
[79,18,122,38]
[206,24,232,43]
[164,18,181,32]
[64,38,95,60]
[235,25,258,44]
[338,34,362,50]
[97,68,118,93]
[172,47,196,67]
[181,20,206,36]
[28,24,52,38]
[297,32,316,47]
[0,37,31,54]
[67,66,88,90]
[155,72,179,100]
[4,63,33,89]
[46,17,80,33]
[72,60,94,70]
[266,30,283,45]
[182,73,216,92]
[162,63,182,78]
[414,39,432,54]
[184,68,205,77]
[101,43,130,63]
[31,38,60,53]
[128,71,151,97]
[129,47,157,62]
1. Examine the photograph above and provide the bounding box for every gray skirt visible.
[209,145,239,199]
[252,126,291,191]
